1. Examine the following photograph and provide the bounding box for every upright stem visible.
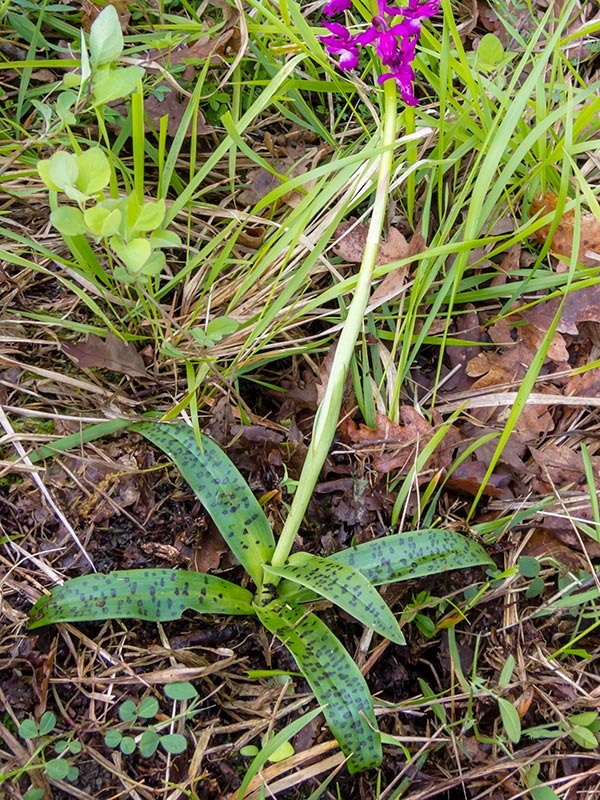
[268,79,398,574]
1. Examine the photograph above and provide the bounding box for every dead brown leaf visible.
[144,86,213,137]
[238,167,281,205]
[520,529,590,572]
[529,443,600,494]
[531,192,600,266]
[63,331,148,378]
[369,224,427,307]
[333,218,410,266]
[81,0,130,31]
[444,458,514,499]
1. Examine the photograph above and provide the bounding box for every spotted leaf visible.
[278,529,492,602]
[29,569,254,629]
[132,421,275,586]
[266,553,404,644]
[254,601,382,773]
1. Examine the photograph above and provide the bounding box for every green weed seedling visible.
[30,421,493,775]
[525,711,600,751]
[64,5,144,108]
[32,6,143,136]
[37,146,181,285]
[103,685,194,758]
[0,711,81,799]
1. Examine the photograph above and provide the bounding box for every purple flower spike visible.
[319,0,437,102]
[320,21,360,70]
[323,0,352,16]
[383,0,439,18]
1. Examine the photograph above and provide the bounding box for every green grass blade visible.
[254,601,382,773]
[278,530,492,602]
[132,421,275,586]
[237,705,326,799]
[29,569,254,629]
[265,553,404,645]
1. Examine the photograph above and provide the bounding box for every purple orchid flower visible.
[323,0,352,16]
[320,21,360,70]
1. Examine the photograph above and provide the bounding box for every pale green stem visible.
[268,78,398,574]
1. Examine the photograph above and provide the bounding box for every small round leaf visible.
[138,696,159,719]
[119,700,138,722]
[139,730,160,758]
[45,758,70,781]
[159,733,187,754]
[104,729,122,748]
[120,736,136,755]
[164,682,198,701]
[24,789,45,800]
[18,719,39,740]
[38,711,57,736]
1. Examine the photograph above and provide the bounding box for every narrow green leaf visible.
[568,712,598,727]
[266,553,404,645]
[530,787,562,800]
[569,725,598,749]
[29,569,254,629]
[278,530,491,602]
[132,421,275,586]
[498,653,515,688]
[254,601,382,773]
[497,697,521,743]
[236,707,325,798]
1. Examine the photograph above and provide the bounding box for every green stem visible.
[268,78,398,574]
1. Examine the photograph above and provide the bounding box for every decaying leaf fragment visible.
[63,331,148,377]
[347,409,458,476]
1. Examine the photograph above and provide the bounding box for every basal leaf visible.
[29,569,254,629]
[266,553,404,645]
[254,601,382,773]
[132,421,275,586]
[278,530,492,602]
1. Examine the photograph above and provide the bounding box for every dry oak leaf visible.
[347,409,459,476]
[63,331,147,377]
[531,192,600,266]
[369,223,427,308]
[144,87,212,137]
[529,443,600,494]
[333,218,410,266]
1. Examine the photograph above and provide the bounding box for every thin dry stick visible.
[0,404,95,570]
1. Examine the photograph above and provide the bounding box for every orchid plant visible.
[27,0,458,777]
[320,0,439,104]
